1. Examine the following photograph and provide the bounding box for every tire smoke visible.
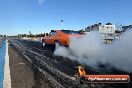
[54,31,132,73]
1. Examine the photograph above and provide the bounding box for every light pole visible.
[44,25,47,37]
[61,20,64,30]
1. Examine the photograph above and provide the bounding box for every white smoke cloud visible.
[54,31,132,73]
[104,30,132,73]
[54,32,104,65]
[37,0,46,5]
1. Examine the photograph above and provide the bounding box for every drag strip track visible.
[9,38,132,88]
[9,39,80,88]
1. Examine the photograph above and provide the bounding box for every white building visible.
[85,23,116,40]
[99,25,115,40]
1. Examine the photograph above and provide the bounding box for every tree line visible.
[18,33,48,37]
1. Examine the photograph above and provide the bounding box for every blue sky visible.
[0,0,132,35]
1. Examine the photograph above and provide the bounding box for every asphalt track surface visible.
[8,38,132,88]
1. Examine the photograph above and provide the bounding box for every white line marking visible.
[3,41,11,88]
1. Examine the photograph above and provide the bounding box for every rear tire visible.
[54,41,61,47]
[54,41,61,46]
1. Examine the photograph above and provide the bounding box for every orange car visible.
[42,30,84,46]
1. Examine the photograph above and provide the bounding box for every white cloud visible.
[37,0,46,5]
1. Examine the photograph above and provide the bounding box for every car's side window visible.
[49,32,57,36]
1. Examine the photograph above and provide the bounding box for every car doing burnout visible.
[42,30,84,46]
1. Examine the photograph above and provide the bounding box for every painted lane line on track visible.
[3,41,11,88]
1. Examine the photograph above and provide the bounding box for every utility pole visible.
[44,25,46,37]
[45,25,46,31]
[29,30,32,37]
